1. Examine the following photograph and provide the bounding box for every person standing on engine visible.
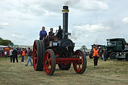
[93,46,100,67]
[25,47,33,66]
[56,25,63,40]
[9,48,13,62]
[21,48,25,63]
[39,26,47,40]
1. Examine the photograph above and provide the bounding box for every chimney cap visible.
[63,6,68,10]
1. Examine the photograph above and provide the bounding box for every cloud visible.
[64,0,109,11]
[122,17,128,23]
[0,0,60,20]
[0,22,9,26]
[11,34,26,40]
[74,24,111,32]
[0,22,9,29]
[44,10,59,17]
[1,0,109,19]
[64,0,80,6]
[9,33,37,45]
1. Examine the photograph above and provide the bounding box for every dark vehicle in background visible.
[90,38,128,61]
[106,38,128,61]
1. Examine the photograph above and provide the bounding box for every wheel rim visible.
[73,50,84,73]
[33,41,37,70]
[44,51,53,75]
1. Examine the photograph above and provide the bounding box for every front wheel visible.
[43,49,56,76]
[73,50,87,74]
[109,52,116,59]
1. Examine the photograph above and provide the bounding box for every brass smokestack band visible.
[62,9,69,13]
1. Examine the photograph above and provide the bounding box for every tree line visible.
[0,37,13,46]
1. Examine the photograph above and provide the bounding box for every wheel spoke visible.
[78,64,81,70]
[33,41,38,70]
[48,60,51,66]
[35,57,37,59]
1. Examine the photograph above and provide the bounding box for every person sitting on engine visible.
[39,26,47,40]
[49,28,55,41]
[44,28,55,47]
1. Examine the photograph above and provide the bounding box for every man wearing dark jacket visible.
[56,25,63,40]
[12,48,18,63]
[25,47,33,66]
[49,28,55,41]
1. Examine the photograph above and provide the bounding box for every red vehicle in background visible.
[0,45,11,57]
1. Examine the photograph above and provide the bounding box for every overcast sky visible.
[0,0,128,49]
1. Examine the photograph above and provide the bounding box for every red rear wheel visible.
[43,49,56,76]
[33,40,38,70]
[33,40,44,71]
[73,50,87,74]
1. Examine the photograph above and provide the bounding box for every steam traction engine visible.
[33,6,87,76]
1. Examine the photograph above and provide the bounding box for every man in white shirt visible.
[9,48,13,62]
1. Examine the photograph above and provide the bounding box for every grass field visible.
[0,56,128,85]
